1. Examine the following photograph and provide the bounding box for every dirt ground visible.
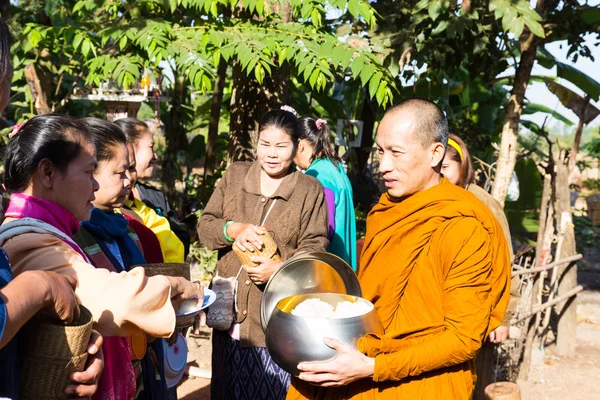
[517,271,600,400]
[177,271,600,400]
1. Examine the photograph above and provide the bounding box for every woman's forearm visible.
[0,271,50,349]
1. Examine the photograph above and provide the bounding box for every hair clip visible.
[280,105,297,116]
[315,119,327,129]
[8,122,25,138]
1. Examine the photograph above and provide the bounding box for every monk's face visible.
[376,110,445,199]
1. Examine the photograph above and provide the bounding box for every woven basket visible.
[19,306,94,400]
[233,230,281,268]
[142,263,191,280]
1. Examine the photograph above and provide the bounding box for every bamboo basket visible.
[232,230,281,267]
[19,306,94,400]
[142,263,191,280]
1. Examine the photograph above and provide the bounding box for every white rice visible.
[291,298,371,319]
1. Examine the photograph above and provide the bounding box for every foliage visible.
[188,240,218,280]
[573,215,600,251]
[582,179,600,193]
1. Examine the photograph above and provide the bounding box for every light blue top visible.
[306,158,357,270]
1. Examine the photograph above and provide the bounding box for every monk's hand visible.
[231,223,265,252]
[489,325,509,343]
[246,256,281,285]
[297,337,375,387]
[65,330,104,398]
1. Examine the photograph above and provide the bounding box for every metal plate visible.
[260,252,361,332]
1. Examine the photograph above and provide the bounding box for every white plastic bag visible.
[506,171,520,202]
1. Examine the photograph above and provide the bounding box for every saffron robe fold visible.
[287,178,510,400]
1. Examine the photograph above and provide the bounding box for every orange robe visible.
[287,178,510,400]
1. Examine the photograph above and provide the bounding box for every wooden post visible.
[555,153,578,355]
[24,64,51,115]
[484,382,521,400]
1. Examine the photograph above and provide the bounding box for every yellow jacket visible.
[124,197,185,263]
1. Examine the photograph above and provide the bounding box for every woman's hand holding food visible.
[229,223,265,252]
[245,255,281,285]
[166,277,204,302]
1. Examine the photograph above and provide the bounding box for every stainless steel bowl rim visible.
[260,251,361,332]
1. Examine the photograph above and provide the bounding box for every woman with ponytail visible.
[294,117,357,270]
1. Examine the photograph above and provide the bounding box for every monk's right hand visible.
[230,223,265,252]
[39,271,80,325]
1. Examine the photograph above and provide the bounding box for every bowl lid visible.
[260,252,361,332]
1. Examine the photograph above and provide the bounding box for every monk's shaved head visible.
[384,98,448,149]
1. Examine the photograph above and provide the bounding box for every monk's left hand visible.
[489,325,509,343]
[246,256,281,285]
[64,330,104,398]
[297,337,375,387]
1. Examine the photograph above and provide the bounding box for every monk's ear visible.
[429,142,446,167]
[36,158,56,189]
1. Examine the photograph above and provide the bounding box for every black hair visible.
[384,97,448,148]
[258,109,300,143]
[81,117,127,163]
[3,114,90,194]
[298,117,341,165]
[0,17,11,84]
[114,118,149,145]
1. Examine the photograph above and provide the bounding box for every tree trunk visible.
[24,64,51,115]
[227,1,291,163]
[205,59,227,176]
[490,32,539,207]
[356,90,376,174]
[491,0,557,206]
[554,152,578,356]
[162,73,188,204]
[567,96,590,182]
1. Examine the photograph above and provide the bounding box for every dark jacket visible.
[198,161,329,347]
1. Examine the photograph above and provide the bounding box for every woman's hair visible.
[258,109,300,143]
[446,133,475,188]
[298,117,341,164]
[0,17,11,84]
[114,118,149,146]
[81,117,127,163]
[3,114,90,193]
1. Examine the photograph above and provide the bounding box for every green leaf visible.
[359,2,371,24]
[431,20,449,36]
[376,81,388,105]
[73,33,84,51]
[311,8,321,28]
[412,0,429,14]
[522,15,545,38]
[348,0,360,18]
[255,63,265,85]
[351,55,366,79]
[511,17,525,38]
[369,71,383,97]
[522,102,574,125]
[359,63,376,86]
[81,39,91,58]
[119,35,128,51]
[309,68,319,88]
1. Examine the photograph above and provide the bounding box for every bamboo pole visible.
[512,254,582,276]
[511,285,584,324]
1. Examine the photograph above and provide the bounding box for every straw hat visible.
[19,306,94,400]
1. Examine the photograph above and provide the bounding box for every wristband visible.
[223,220,235,243]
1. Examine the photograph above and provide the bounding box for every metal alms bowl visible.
[265,293,384,376]
[260,251,362,332]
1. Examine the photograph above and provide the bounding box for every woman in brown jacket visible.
[198,108,329,400]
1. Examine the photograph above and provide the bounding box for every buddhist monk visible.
[287,98,511,399]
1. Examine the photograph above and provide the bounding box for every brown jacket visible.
[467,184,520,326]
[198,161,329,347]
